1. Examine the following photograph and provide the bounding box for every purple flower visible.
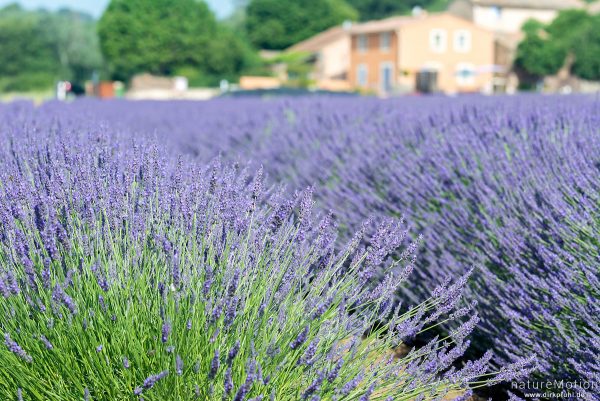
[172,253,181,288]
[227,340,240,365]
[52,284,77,315]
[4,333,32,363]
[227,269,240,298]
[134,370,169,395]
[233,377,253,401]
[299,339,319,367]
[224,297,239,327]
[98,295,106,312]
[0,275,10,298]
[176,354,183,375]
[290,326,309,350]
[161,321,171,343]
[41,267,51,289]
[209,350,220,379]
[327,359,343,382]
[224,367,233,395]
[302,371,324,399]
[40,335,53,350]
[340,373,363,396]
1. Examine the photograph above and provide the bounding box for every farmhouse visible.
[348,12,496,95]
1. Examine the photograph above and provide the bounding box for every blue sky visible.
[0,0,234,18]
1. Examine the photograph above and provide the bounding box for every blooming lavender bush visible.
[0,114,528,400]
[24,95,599,396]
[257,96,600,396]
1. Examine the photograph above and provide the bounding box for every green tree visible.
[0,4,103,92]
[0,5,59,91]
[515,20,565,77]
[515,10,599,81]
[572,14,600,80]
[545,9,591,47]
[98,0,254,83]
[245,0,358,50]
[44,10,104,84]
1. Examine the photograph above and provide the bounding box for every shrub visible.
[248,96,600,396]
[0,115,529,400]
[34,96,599,396]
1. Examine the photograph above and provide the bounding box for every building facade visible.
[287,24,353,90]
[448,0,585,34]
[448,0,585,92]
[348,13,495,95]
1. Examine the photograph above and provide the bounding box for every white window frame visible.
[453,29,471,53]
[357,64,368,87]
[429,29,447,53]
[357,34,368,53]
[380,32,391,52]
[380,62,394,92]
[456,62,476,86]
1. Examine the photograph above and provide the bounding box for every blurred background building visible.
[347,12,495,94]
[0,0,598,101]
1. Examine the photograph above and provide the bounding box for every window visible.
[456,63,475,86]
[453,30,471,53]
[380,62,394,93]
[380,32,391,51]
[429,29,447,53]
[357,64,368,87]
[491,6,502,19]
[357,34,368,53]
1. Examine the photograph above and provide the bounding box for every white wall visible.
[320,37,351,79]
[473,6,558,33]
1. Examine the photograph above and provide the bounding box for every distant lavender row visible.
[0,101,534,399]
[24,95,600,397]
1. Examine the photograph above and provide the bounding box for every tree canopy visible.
[0,4,102,91]
[515,10,600,81]
[98,0,257,84]
[570,15,600,80]
[245,0,358,50]
[515,20,565,77]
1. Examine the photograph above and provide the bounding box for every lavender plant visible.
[25,95,598,395]
[0,118,527,400]
[258,96,600,396]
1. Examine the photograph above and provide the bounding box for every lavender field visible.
[0,96,598,400]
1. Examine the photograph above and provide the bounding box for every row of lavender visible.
[39,95,599,397]
[0,102,531,399]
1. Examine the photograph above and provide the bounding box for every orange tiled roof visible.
[349,12,491,35]
[348,15,415,34]
[288,26,349,52]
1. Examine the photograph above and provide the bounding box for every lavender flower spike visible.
[290,326,309,350]
[161,321,171,343]
[134,370,169,395]
[4,333,32,363]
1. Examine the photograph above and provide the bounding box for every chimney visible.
[412,6,424,17]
